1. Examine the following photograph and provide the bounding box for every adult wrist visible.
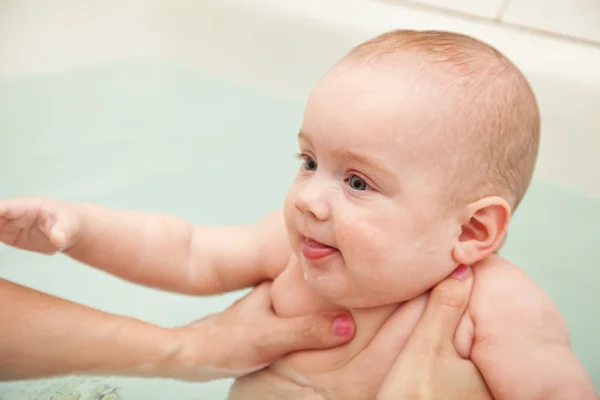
[161,321,241,382]
[0,279,184,381]
[63,314,184,379]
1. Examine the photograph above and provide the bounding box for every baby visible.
[0,30,596,399]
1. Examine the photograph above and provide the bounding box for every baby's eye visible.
[347,175,370,191]
[302,156,318,171]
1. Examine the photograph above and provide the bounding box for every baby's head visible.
[283,30,540,308]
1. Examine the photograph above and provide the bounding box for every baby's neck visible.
[230,256,431,400]
[269,257,421,377]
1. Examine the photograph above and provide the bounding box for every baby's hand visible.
[0,198,82,254]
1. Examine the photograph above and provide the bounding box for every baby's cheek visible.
[338,217,393,255]
[337,217,397,280]
[283,187,296,216]
[283,190,300,233]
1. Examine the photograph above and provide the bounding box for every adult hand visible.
[0,279,353,382]
[167,281,355,381]
[377,265,493,400]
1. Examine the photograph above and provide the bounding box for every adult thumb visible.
[268,311,356,355]
[404,264,474,353]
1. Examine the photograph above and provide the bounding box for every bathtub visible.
[0,0,599,398]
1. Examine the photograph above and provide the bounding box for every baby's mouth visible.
[301,237,338,261]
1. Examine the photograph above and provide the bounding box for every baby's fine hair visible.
[348,30,540,210]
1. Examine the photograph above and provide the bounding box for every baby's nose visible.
[295,181,331,221]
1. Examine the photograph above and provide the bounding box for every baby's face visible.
[284,63,463,308]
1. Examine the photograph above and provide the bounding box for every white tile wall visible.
[502,0,600,43]
[401,0,506,19]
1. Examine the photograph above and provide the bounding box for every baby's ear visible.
[452,197,511,265]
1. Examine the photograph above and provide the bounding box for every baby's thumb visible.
[47,211,80,250]
[272,312,355,355]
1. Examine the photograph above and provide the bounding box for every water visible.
[0,61,598,398]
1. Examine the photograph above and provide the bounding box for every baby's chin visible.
[301,259,417,308]
[338,292,414,309]
[302,270,358,307]
[307,278,403,309]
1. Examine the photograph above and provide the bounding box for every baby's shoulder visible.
[469,255,569,344]
[471,254,532,289]
[470,254,545,302]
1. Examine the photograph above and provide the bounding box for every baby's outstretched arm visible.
[0,198,289,294]
[470,256,597,400]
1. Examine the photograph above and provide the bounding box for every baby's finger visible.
[404,265,474,353]
[0,203,28,220]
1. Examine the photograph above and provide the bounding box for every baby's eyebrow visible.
[334,150,393,176]
[297,131,311,143]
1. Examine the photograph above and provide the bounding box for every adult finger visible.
[405,264,474,353]
[238,282,356,357]
[265,311,355,356]
[242,281,274,309]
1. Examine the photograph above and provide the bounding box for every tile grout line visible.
[495,0,511,22]
[382,0,600,50]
